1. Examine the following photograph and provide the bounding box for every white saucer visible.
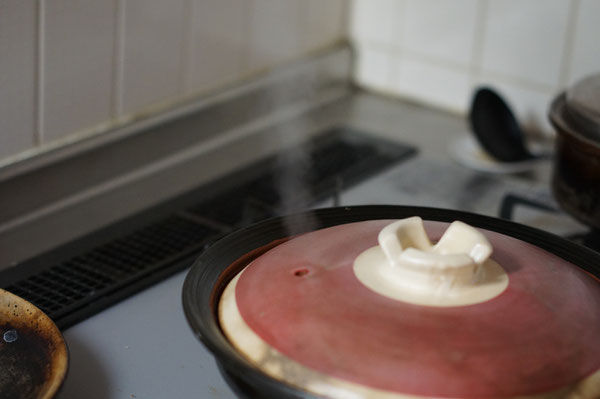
[449,134,543,174]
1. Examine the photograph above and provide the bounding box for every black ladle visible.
[469,87,536,162]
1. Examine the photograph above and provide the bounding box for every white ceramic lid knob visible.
[354,217,508,307]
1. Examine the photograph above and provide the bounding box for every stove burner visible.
[499,193,600,253]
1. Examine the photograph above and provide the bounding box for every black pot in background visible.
[549,73,600,230]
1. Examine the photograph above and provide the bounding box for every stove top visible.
[0,126,416,329]
[3,123,596,399]
[499,192,600,252]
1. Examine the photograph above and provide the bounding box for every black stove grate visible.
[5,216,220,324]
[188,129,409,227]
[0,126,416,329]
[498,193,600,253]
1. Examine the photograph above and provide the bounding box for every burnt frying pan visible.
[0,288,68,399]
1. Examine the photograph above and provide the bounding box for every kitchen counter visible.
[59,269,225,399]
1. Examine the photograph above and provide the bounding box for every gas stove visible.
[46,126,591,398]
[2,121,593,399]
[0,47,595,399]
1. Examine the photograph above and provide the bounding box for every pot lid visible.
[219,218,600,398]
[551,73,600,144]
[566,73,600,127]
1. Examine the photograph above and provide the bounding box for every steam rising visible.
[274,127,319,237]
[270,70,321,236]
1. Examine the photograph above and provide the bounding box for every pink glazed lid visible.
[219,218,600,398]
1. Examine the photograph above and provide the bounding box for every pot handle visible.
[378,217,492,271]
[378,217,432,265]
[354,218,507,306]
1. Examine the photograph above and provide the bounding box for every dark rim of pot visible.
[182,205,600,399]
[549,93,600,149]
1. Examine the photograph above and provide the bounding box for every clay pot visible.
[183,206,600,399]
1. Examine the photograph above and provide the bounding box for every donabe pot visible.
[182,206,600,399]
[549,73,600,230]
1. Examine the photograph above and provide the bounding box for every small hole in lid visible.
[293,268,310,277]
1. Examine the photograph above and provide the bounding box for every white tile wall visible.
[0,0,347,164]
[43,0,117,142]
[188,0,246,93]
[121,0,188,114]
[352,0,600,135]
[354,43,393,92]
[402,0,478,67]
[0,0,36,158]
[3,0,600,165]
[304,0,346,53]
[246,0,304,71]
[481,0,570,89]
[349,0,400,46]
[568,0,600,85]
[391,59,471,113]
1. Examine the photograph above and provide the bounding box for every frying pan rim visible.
[0,287,69,399]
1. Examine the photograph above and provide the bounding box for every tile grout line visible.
[468,0,488,84]
[179,0,195,96]
[240,0,255,72]
[478,68,556,94]
[300,0,310,53]
[362,39,472,75]
[558,0,580,88]
[387,0,406,88]
[34,0,46,146]
[339,0,350,39]
[359,38,556,95]
[111,0,126,118]
[231,0,247,80]
[345,0,357,79]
